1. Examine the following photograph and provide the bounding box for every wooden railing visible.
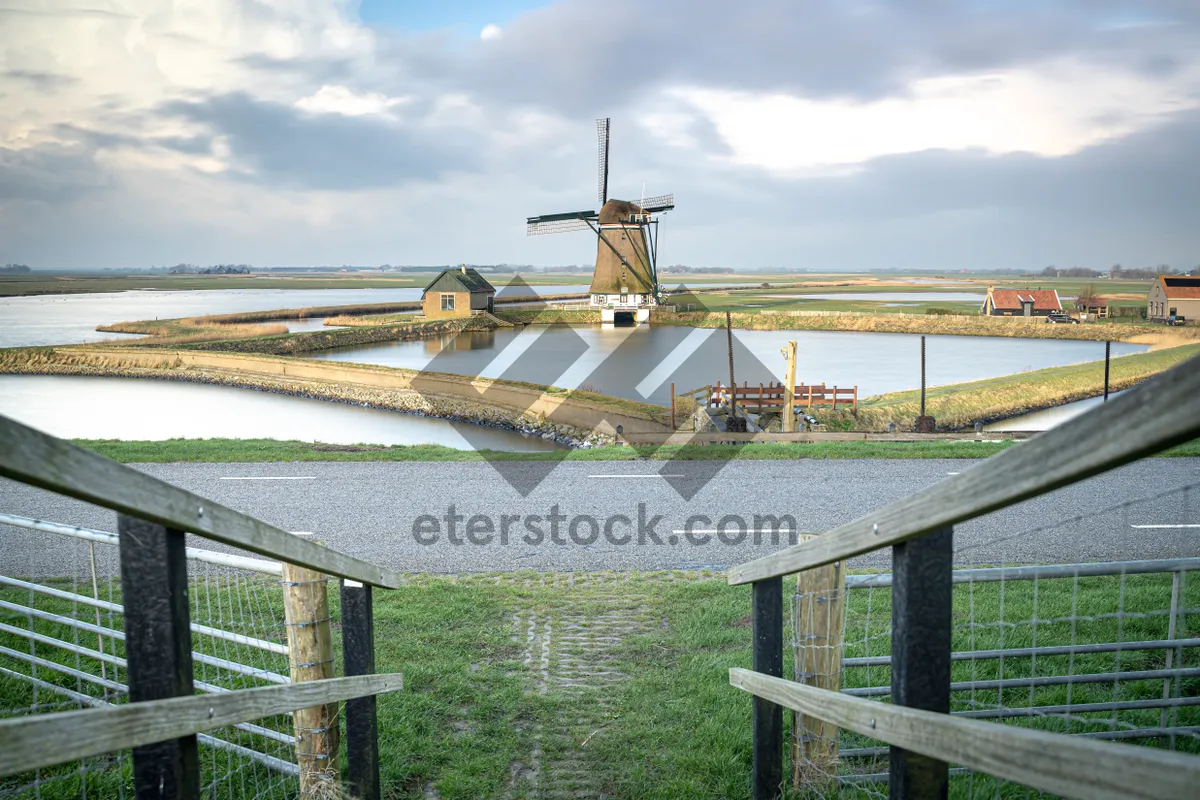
[0,415,404,800]
[709,380,858,414]
[725,354,1200,799]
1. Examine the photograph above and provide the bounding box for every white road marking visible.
[219,476,316,481]
[946,472,960,475]
[588,474,686,479]
[1129,524,1200,529]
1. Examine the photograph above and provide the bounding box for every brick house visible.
[421,266,496,319]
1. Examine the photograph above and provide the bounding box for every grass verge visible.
[3,571,1195,798]
[69,437,1200,462]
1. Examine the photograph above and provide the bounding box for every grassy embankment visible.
[71,436,1200,463]
[651,309,1200,344]
[827,342,1200,432]
[3,571,1195,798]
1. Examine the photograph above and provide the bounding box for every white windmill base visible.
[601,308,650,324]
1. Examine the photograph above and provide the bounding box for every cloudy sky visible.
[1,0,1198,271]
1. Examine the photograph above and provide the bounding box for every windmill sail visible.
[526,210,598,236]
[636,193,674,214]
[597,118,610,205]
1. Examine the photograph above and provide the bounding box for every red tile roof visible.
[988,289,1061,311]
[1161,276,1200,299]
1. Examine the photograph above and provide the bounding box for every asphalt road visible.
[1,459,1198,577]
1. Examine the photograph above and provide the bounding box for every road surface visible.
[1,459,1197,577]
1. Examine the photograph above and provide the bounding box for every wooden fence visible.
[725,353,1200,799]
[0,415,404,800]
[709,380,858,414]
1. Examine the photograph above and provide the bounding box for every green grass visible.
[69,437,1200,463]
[3,569,1196,798]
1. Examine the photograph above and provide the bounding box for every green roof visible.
[422,267,496,296]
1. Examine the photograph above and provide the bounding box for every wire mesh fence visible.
[790,479,1200,797]
[0,514,306,799]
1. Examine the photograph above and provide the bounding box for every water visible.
[0,375,565,450]
[0,285,586,348]
[985,392,1126,432]
[309,325,1146,405]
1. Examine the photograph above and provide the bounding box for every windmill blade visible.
[597,117,610,205]
[638,193,675,214]
[526,210,598,236]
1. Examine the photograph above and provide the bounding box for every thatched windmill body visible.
[526,118,674,323]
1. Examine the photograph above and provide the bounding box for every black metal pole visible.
[341,580,380,800]
[890,526,953,800]
[1104,340,1111,402]
[752,577,783,800]
[920,335,927,418]
[726,311,737,419]
[118,514,200,800]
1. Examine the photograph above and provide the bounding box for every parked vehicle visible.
[1045,312,1080,324]
[1167,315,1188,327]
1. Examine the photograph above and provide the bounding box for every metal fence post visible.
[341,579,380,800]
[890,525,953,799]
[117,514,200,800]
[752,576,783,800]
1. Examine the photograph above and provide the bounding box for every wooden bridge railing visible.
[709,380,858,414]
[726,354,1200,799]
[0,415,404,800]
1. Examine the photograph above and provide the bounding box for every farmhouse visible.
[421,266,496,319]
[980,287,1063,317]
[1147,276,1200,322]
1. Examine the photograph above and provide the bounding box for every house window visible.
[440,293,455,311]
[1170,307,1177,316]
[620,293,628,305]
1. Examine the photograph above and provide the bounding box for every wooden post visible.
[752,577,784,800]
[670,382,677,430]
[807,385,813,410]
[781,341,797,433]
[1104,341,1112,402]
[832,386,838,412]
[283,543,340,796]
[341,579,379,800]
[852,386,858,416]
[890,526,953,799]
[792,559,846,792]
[117,514,200,800]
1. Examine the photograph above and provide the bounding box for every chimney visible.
[461,264,467,274]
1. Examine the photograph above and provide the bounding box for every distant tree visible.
[1040,266,1059,277]
[1076,284,1099,309]
[1,263,31,273]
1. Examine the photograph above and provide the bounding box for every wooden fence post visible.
[792,559,846,792]
[117,514,200,800]
[752,577,783,800]
[283,546,340,796]
[341,579,379,800]
[781,341,797,433]
[890,526,953,799]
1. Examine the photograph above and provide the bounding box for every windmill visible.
[526,118,675,323]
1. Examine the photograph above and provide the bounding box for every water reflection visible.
[310,325,1147,405]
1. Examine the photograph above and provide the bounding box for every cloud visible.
[1,0,1198,270]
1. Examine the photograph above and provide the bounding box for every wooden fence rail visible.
[708,381,858,413]
[0,674,404,778]
[0,413,401,588]
[729,669,1200,800]
[726,352,1200,799]
[728,354,1200,585]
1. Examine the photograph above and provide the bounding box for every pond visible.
[308,325,1146,406]
[0,285,587,348]
[0,375,566,451]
